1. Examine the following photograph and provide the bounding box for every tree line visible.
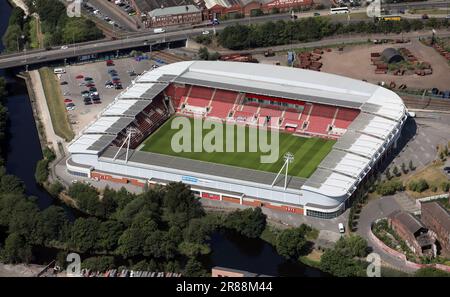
[2,1,104,52]
[218,17,450,50]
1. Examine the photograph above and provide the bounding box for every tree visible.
[334,235,368,258]
[401,162,408,174]
[35,159,49,184]
[385,167,392,180]
[275,227,309,259]
[198,47,209,60]
[69,217,100,253]
[81,256,115,272]
[34,205,69,245]
[1,233,32,264]
[163,182,204,228]
[392,165,400,177]
[96,220,125,251]
[48,181,64,197]
[183,258,207,277]
[224,207,267,238]
[320,249,364,277]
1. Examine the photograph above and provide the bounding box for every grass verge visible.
[39,67,74,141]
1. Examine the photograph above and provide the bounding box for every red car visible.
[106,60,114,66]
[86,83,95,88]
[75,75,84,79]
[64,99,73,103]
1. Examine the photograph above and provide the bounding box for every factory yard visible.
[321,39,450,90]
[58,56,158,135]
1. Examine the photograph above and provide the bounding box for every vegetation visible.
[26,0,103,48]
[376,179,404,196]
[141,116,335,178]
[35,147,56,184]
[320,235,368,277]
[408,179,429,193]
[275,225,310,260]
[224,207,266,238]
[218,17,450,50]
[1,7,30,52]
[414,267,450,277]
[39,67,75,141]
[197,47,220,61]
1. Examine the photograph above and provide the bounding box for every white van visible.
[54,68,66,74]
[153,28,165,34]
[338,223,345,233]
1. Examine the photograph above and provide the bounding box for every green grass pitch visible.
[140,116,335,178]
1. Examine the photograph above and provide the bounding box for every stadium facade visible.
[67,61,408,219]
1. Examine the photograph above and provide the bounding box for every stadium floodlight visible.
[113,129,135,163]
[271,152,294,190]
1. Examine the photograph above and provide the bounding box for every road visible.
[86,0,139,32]
[356,195,418,273]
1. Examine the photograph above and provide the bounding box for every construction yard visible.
[320,39,450,90]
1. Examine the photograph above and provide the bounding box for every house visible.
[421,202,450,257]
[388,210,436,257]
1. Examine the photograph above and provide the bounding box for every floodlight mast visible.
[271,152,294,190]
[113,129,134,163]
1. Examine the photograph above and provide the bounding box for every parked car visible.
[66,103,75,107]
[202,30,209,35]
[61,45,69,50]
[64,99,73,103]
[84,77,93,81]
[106,60,114,66]
[81,90,90,95]
[75,74,84,79]
[86,83,95,87]
[89,87,97,92]
[338,223,345,234]
[60,81,68,85]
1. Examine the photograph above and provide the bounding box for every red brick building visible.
[205,0,313,19]
[147,5,203,28]
[388,210,436,257]
[421,202,450,257]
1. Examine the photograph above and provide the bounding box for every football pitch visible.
[140,117,335,178]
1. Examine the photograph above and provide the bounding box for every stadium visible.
[67,61,408,219]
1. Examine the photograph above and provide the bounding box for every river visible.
[0,2,325,276]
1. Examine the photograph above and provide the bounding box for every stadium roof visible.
[68,61,407,203]
[84,117,134,135]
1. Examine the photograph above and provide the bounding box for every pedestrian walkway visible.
[394,192,420,214]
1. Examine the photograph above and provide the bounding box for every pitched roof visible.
[389,210,426,235]
[422,202,450,231]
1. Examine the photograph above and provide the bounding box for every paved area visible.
[315,230,343,249]
[0,263,43,277]
[201,198,347,233]
[321,38,450,90]
[59,56,157,135]
[391,112,450,172]
[394,192,420,214]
